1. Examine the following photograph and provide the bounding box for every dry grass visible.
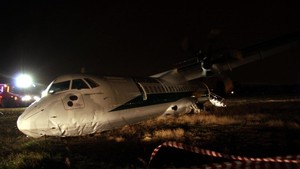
[114,106,300,144]
[153,128,185,140]
[107,136,125,142]
[287,122,300,129]
[243,113,268,121]
[143,112,239,127]
[266,119,285,127]
[0,99,300,168]
[199,114,240,125]
[266,120,300,129]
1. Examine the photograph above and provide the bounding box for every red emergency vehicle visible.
[0,84,23,108]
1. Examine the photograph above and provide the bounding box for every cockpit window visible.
[48,81,70,94]
[72,79,89,89]
[84,78,99,88]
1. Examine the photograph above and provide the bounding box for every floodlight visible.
[15,74,33,88]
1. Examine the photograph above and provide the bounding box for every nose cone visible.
[17,102,48,138]
[17,114,42,138]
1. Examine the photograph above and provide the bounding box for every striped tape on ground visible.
[201,161,300,169]
[148,141,300,169]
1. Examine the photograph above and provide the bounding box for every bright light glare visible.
[41,90,47,98]
[22,95,32,101]
[22,95,40,102]
[16,74,33,88]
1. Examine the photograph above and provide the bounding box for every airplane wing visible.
[175,32,300,81]
[212,32,300,73]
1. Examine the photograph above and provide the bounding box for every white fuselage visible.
[17,74,204,138]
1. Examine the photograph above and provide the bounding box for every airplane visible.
[16,73,212,138]
[17,32,300,138]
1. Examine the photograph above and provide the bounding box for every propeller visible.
[179,29,237,94]
[179,30,300,94]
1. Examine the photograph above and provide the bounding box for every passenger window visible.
[144,86,150,93]
[72,79,89,90]
[84,78,99,88]
[48,81,70,94]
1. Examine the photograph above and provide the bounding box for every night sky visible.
[0,1,299,86]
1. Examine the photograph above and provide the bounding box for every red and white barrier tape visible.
[148,141,300,169]
[201,161,300,169]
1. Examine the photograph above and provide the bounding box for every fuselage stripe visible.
[109,92,193,112]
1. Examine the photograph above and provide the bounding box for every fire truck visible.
[0,84,28,108]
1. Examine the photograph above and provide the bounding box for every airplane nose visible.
[17,115,39,138]
[17,107,48,138]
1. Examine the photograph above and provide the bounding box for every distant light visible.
[15,74,33,88]
[21,95,32,101]
[231,91,234,94]
[33,96,40,101]
[22,95,40,102]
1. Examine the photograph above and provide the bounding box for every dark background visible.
[0,1,299,86]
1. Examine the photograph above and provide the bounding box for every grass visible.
[153,128,185,140]
[0,98,300,168]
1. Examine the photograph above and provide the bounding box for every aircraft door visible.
[137,82,147,100]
